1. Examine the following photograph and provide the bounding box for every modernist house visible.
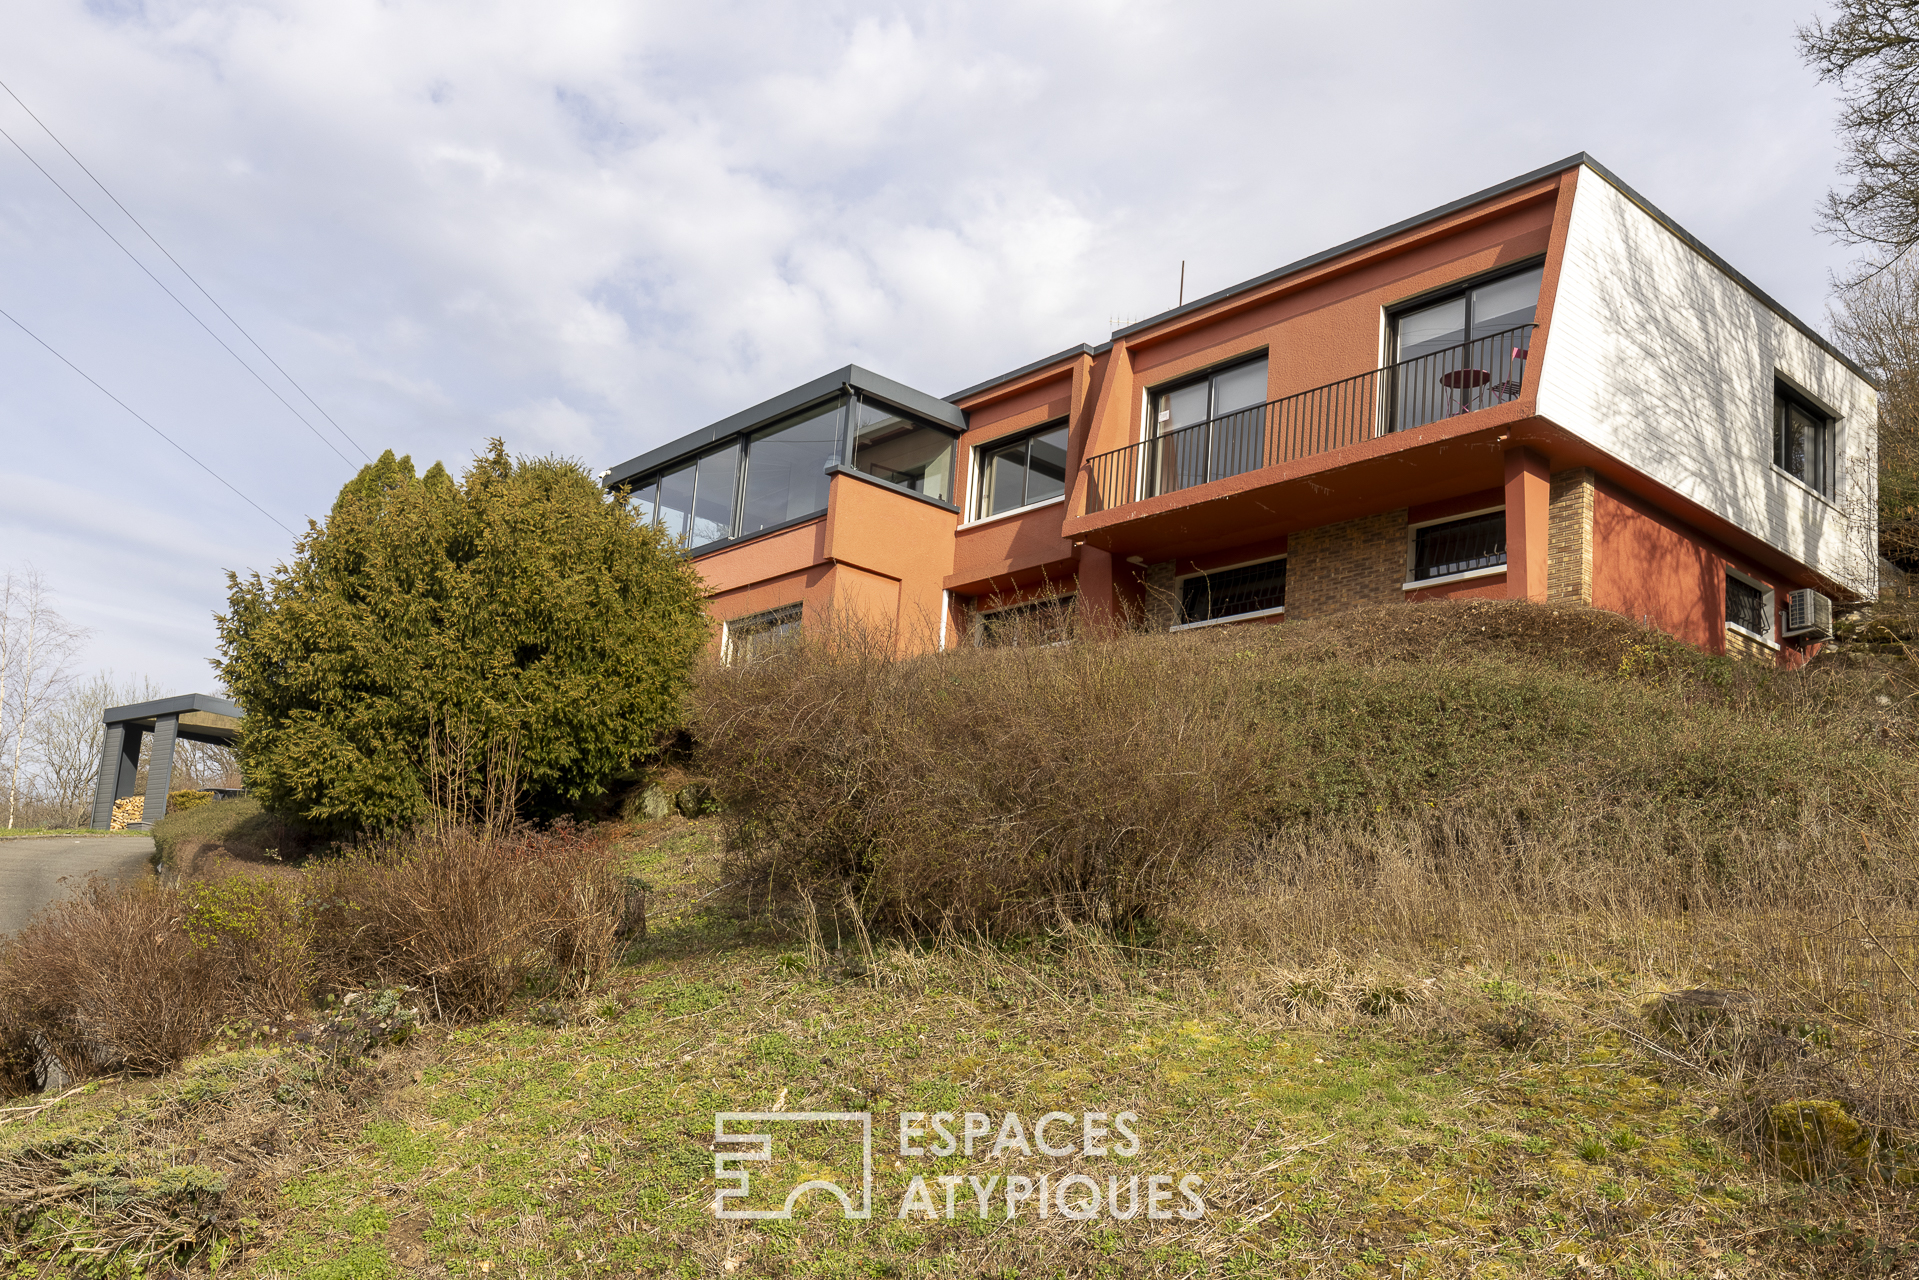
[602,154,1878,664]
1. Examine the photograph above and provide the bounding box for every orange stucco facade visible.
[607,155,1864,665]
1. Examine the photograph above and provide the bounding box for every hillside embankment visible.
[3,599,1917,1278]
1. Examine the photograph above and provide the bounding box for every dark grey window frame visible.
[1145,351,1272,433]
[628,396,849,554]
[970,420,1071,521]
[1385,257,1547,360]
[845,392,961,508]
[1773,381,1837,500]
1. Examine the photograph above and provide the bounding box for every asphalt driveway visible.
[0,835,155,936]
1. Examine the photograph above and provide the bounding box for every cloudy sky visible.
[0,0,1865,692]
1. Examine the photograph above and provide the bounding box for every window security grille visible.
[1412,512,1507,582]
[976,596,1076,647]
[1725,575,1767,637]
[1180,559,1287,624]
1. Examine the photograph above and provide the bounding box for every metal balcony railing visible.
[1084,323,1536,515]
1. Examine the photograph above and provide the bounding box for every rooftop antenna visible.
[1178,260,1186,307]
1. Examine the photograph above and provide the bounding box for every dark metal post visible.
[139,713,180,828]
[89,724,124,830]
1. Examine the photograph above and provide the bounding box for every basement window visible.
[1411,511,1507,581]
[974,596,1076,648]
[724,603,803,664]
[1179,558,1287,625]
[1725,570,1774,644]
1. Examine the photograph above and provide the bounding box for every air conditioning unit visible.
[1783,588,1833,639]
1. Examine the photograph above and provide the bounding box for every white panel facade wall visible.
[1534,168,1878,594]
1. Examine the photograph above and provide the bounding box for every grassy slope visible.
[5,816,1909,1279]
[7,605,1918,1279]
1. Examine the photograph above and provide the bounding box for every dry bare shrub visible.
[0,983,37,1098]
[306,821,624,1018]
[0,879,229,1077]
[181,875,314,1020]
[698,599,1919,940]
[695,612,1264,933]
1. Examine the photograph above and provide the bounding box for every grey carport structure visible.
[89,693,242,830]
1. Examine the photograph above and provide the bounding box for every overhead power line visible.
[0,303,298,538]
[0,122,355,469]
[0,78,373,466]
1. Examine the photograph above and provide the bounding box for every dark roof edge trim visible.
[945,343,1101,405]
[1574,157,1870,382]
[1107,154,1592,342]
[104,693,243,724]
[603,365,967,490]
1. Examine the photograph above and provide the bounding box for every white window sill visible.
[1726,622,1780,650]
[1403,565,1507,591]
[1770,465,1839,510]
[958,495,1066,531]
[1170,605,1285,632]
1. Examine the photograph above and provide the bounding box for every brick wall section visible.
[1288,510,1408,619]
[1547,468,1595,605]
[1724,629,1775,663]
[1143,562,1178,630]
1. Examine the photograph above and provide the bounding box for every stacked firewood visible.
[109,796,144,830]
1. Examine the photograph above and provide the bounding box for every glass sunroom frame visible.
[625,389,960,554]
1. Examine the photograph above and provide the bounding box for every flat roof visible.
[602,364,967,491]
[103,692,242,725]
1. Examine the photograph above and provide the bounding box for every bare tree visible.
[28,672,164,828]
[0,567,88,828]
[1801,2,1919,279]
[1829,258,1919,572]
[172,739,241,791]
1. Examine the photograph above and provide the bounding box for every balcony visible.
[1084,324,1535,515]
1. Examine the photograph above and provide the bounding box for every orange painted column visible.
[1503,447,1549,602]
[1076,545,1114,633]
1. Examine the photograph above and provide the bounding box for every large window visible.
[656,461,697,543]
[852,397,956,503]
[633,399,844,549]
[975,423,1069,519]
[632,391,959,550]
[1179,558,1286,625]
[1725,572,1771,640]
[690,443,741,546]
[1411,511,1507,582]
[1150,355,1269,493]
[1390,265,1542,430]
[1774,384,1835,498]
[725,603,803,663]
[739,401,839,535]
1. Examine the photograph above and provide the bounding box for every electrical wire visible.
[0,87,373,466]
[0,303,298,538]
[0,76,372,464]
